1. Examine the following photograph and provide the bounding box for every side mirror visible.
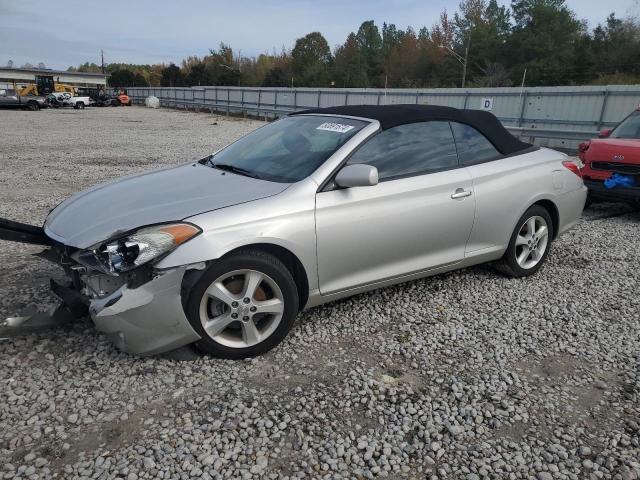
[599,128,612,138]
[335,164,378,188]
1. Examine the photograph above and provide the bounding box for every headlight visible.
[96,223,201,273]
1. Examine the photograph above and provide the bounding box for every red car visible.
[579,108,640,206]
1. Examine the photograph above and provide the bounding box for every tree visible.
[206,43,241,86]
[588,14,640,84]
[355,21,383,86]
[261,50,293,87]
[160,63,184,87]
[61,3,640,89]
[381,23,405,83]
[508,0,584,85]
[109,69,136,87]
[333,33,368,87]
[453,0,512,86]
[291,32,332,86]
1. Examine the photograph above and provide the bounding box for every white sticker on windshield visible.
[316,122,355,133]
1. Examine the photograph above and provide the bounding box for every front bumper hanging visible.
[0,218,51,246]
[1,216,201,356]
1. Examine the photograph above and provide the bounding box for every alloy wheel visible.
[514,215,549,269]
[199,269,285,348]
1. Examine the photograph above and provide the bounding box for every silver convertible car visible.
[1,105,586,358]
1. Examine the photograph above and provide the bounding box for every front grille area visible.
[591,161,640,175]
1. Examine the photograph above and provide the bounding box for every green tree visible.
[588,14,640,83]
[206,43,241,86]
[508,0,584,85]
[160,63,184,87]
[108,69,135,87]
[454,0,512,86]
[381,23,405,83]
[355,20,383,86]
[291,32,332,86]
[333,33,368,87]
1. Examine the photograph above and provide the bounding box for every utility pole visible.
[461,36,470,88]
[439,34,471,88]
[101,50,105,74]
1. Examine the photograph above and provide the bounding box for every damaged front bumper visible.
[1,219,201,356]
[84,266,200,355]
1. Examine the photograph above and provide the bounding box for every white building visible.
[0,66,107,91]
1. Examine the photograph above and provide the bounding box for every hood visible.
[585,138,640,164]
[44,163,288,248]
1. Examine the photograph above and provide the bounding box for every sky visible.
[1,0,638,70]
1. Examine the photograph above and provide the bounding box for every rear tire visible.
[75,102,85,110]
[495,205,554,278]
[185,250,299,359]
[27,101,39,111]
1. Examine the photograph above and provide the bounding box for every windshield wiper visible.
[207,159,262,179]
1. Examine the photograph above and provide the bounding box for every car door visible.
[315,121,476,295]
[0,90,17,107]
[449,121,524,253]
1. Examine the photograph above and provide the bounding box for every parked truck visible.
[0,89,47,110]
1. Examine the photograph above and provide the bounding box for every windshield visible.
[204,115,368,182]
[610,111,640,139]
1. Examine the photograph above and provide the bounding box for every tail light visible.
[562,160,582,177]
[578,140,590,153]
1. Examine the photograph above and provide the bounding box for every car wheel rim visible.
[515,215,549,269]
[199,269,284,349]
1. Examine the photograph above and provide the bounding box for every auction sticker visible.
[316,122,355,133]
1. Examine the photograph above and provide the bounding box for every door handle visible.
[451,188,472,199]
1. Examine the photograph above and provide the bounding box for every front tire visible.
[75,102,85,110]
[496,205,554,278]
[27,101,39,111]
[185,250,299,359]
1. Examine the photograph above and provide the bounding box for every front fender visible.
[155,187,319,292]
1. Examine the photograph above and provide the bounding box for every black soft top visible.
[291,104,532,156]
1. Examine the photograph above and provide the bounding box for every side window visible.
[346,121,458,180]
[450,122,501,166]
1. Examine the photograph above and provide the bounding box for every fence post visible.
[377,91,382,105]
[241,89,245,117]
[293,89,297,112]
[415,92,419,104]
[517,91,528,127]
[273,90,278,117]
[463,91,470,109]
[345,90,349,106]
[317,90,322,108]
[597,89,609,131]
[226,88,230,116]
[257,88,261,116]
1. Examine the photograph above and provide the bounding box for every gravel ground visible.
[0,106,639,480]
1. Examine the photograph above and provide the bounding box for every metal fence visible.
[127,85,640,150]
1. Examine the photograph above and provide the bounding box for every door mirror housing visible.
[335,164,379,188]
[599,128,612,138]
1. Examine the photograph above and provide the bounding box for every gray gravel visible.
[1,106,639,480]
